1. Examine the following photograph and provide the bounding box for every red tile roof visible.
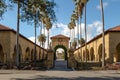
[0,24,11,30]
[108,25,120,31]
[76,25,120,50]
[0,24,47,51]
[51,34,70,39]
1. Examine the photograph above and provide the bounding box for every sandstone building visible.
[0,24,47,65]
[74,25,120,64]
[1,24,120,68]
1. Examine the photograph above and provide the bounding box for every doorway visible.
[53,45,68,70]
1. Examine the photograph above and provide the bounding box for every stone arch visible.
[98,44,102,62]
[25,47,30,61]
[83,50,85,61]
[116,43,120,62]
[13,44,22,63]
[36,50,37,60]
[0,44,4,63]
[90,47,95,61]
[54,45,67,60]
[86,49,89,61]
[38,50,41,60]
[31,49,34,61]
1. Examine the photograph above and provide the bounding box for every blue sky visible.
[0,0,120,47]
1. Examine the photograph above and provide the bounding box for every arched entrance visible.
[54,45,67,60]
[0,44,4,63]
[25,47,30,61]
[50,34,70,69]
[98,44,102,62]
[13,44,22,64]
[116,43,120,62]
[90,47,95,61]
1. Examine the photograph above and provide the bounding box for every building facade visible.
[0,24,47,65]
[74,25,120,64]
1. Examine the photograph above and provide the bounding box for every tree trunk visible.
[84,4,87,62]
[47,30,49,49]
[34,15,37,62]
[16,0,20,69]
[100,0,105,68]
[80,16,82,61]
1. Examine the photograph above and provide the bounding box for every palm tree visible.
[72,40,77,49]
[73,0,89,62]
[16,0,20,68]
[9,0,56,65]
[45,17,52,49]
[38,34,46,47]
[68,23,73,48]
[71,12,79,45]
[79,38,85,46]
[0,0,7,20]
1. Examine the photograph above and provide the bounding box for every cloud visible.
[52,23,67,29]
[87,21,102,41]
[28,37,40,45]
[97,2,108,10]
[28,36,48,49]
[28,21,103,48]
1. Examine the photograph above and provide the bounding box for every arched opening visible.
[98,44,102,62]
[90,47,95,61]
[86,49,89,61]
[0,44,4,63]
[56,48,64,60]
[83,50,85,61]
[13,44,22,64]
[25,47,30,61]
[54,45,67,60]
[31,49,34,61]
[116,43,120,62]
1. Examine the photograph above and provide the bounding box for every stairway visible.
[51,60,72,71]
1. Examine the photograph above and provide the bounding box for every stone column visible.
[67,49,76,69]
[47,49,54,69]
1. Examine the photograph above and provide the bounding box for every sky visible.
[0,0,120,49]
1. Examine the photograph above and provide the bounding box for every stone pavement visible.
[50,60,72,71]
[0,70,120,80]
[0,60,120,80]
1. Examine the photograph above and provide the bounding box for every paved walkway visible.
[0,61,120,80]
[0,70,120,80]
[50,60,72,71]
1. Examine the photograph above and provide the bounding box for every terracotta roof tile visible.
[51,34,70,39]
[0,24,11,30]
[109,25,120,31]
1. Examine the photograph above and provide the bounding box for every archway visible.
[83,50,85,61]
[13,44,22,63]
[90,47,95,61]
[54,45,67,60]
[98,44,102,62]
[25,47,30,61]
[31,49,34,61]
[0,44,4,63]
[116,43,120,62]
[86,49,89,61]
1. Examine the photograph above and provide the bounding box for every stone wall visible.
[0,30,47,66]
[73,32,120,64]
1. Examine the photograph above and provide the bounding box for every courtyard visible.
[0,70,120,80]
[0,60,120,80]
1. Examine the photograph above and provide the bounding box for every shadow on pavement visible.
[11,75,120,80]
